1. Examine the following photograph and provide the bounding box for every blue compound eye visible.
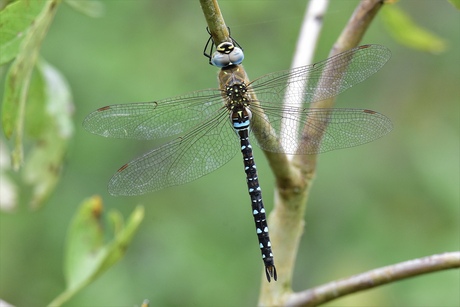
[210,52,229,68]
[211,42,245,68]
[228,46,244,65]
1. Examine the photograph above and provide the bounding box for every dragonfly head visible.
[211,42,244,68]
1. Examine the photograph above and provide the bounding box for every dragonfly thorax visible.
[225,83,249,106]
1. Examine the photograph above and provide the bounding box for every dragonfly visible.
[83,44,392,282]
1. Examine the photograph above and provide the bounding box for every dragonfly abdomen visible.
[238,128,277,282]
[231,106,277,282]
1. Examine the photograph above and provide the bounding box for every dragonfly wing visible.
[252,107,392,154]
[83,88,224,140]
[108,112,238,195]
[250,45,391,108]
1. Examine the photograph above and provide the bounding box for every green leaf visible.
[448,0,460,10]
[64,196,106,291]
[48,197,144,306]
[0,0,46,65]
[65,0,105,18]
[22,128,67,209]
[22,58,73,209]
[381,5,447,53]
[1,0,60,169]
[35,58,74,138]
[24,66,47,138]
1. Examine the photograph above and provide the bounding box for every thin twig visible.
[285,252,460,307]
[281,0,330,160]
[290,0,330,69]
[295,0,384,173]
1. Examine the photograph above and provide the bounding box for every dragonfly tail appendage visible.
[265,264,278,282]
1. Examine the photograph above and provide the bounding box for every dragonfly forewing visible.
[83,89,225,140]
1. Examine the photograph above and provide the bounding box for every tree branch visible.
[199,0,230,46]
[285,252,460,306]
[198,2,447,307]
[260,0,385,305]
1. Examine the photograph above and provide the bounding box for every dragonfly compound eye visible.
[211,42,245,68]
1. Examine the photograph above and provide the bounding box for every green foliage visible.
[49,196,144,306]
[0,0,45,65]
[0,1,144,303]
[448,0,460,10]
[1,0,60,168]
[0,0,458,306]
[0,0,72,209]
[22,59,73,209]
[382,4,447,53]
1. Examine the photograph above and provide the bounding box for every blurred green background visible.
[1,0,459,306]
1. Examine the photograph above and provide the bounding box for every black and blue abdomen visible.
[230,105,277,282]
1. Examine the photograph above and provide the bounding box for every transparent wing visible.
[83,88,224,140]
[250,44,391,108]
[247,44,392,154]
[251,107,392,154]
[108,111,239,196]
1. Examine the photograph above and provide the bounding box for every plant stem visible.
[199,0,230,45]
[260,0,385,305]
[286,251,460,306]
